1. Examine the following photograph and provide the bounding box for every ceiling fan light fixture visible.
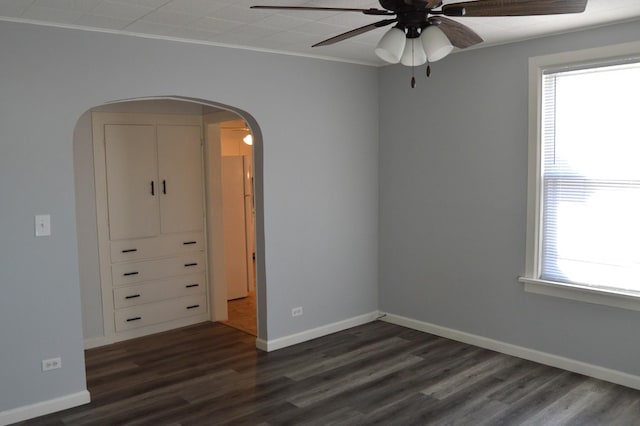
[400,37,427,67]
[420,25,454,62]
[375,27,406,63]
[254,0,589,69]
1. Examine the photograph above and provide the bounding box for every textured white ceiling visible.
[1,0,640,65]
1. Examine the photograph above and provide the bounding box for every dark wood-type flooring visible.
[17,321,640,425]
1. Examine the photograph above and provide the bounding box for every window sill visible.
[519,277,640,312]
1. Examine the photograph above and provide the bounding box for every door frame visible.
[75,97,266,346]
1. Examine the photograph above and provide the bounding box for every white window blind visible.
[540,62,640,293]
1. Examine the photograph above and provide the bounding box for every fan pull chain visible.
[410,40,416,88]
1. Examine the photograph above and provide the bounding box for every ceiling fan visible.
[252,0,588,87]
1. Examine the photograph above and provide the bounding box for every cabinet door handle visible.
[183,241,197,245]
[186,305,200,310]
[163,179,167,194]
[123,271,139,276]
[121,249,138,253]
[184,263,198,267]
[126,317,142,322]
[185,284,199,288]
[125,294,141,299]
[151,181,155,196]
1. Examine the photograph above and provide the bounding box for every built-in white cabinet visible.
[93,113,209,344]
[157,125,204,234]
[104,124,203,239]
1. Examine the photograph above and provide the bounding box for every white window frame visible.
[520,40,640,311]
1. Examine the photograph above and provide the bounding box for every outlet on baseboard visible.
[42,357,61,371]
[291,306,303,317]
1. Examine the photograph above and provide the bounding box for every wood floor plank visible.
[479,371,589,425]
[288,352,424,408]
[564,382,639,426]
[518,378,607,426]
[285,336,409,381]
[420,353,518,400]
[264,344,486,424]
[358,392,439,425]
[15,320,640,426]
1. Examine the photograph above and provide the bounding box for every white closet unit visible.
[93,112,209,344]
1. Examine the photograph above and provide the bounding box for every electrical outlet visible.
[291,306,303,317]
[42,357,61,371]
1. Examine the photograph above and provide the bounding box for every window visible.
[521,42,640,310]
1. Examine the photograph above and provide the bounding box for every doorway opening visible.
[219,119,257,336]
[73,97,263,351]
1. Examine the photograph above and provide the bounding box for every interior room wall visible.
[378,19,640,376]
[0,20,379,414]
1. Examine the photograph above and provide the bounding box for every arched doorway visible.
[72,96,265,350]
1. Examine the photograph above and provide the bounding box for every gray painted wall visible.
[0,21,379,411]
[379,20,640,375]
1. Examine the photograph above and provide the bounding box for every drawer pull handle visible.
[121,249,138,253]
[125,294,141,299]
[186,284,199,288]
[123,272,139,276]
[186,304,200,310]
[126,317,142,322]
[151,181,155,196]
[184,263,198,267]
[183,241,197,245]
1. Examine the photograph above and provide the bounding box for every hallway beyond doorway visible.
[223,291,256,336]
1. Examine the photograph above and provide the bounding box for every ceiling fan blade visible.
[312,19,398,47]
[431,17,483,48]
[250,6,394,16]
[443,0,588,17]
[402,0,443,8]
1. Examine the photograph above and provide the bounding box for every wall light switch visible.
[35,214,51,237]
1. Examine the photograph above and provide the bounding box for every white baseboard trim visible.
[84,335,111,350]
[381,312,640,391]
[0,390,90,426]
[255,311,379,352]
[255,337,269,352]
[83,315,210,349]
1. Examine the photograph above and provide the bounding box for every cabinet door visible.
[104,125,160,240]
[157,125,204,234]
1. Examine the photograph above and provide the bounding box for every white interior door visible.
[157,125,204,234]
[222,156,249,300]
[104,124,159,240]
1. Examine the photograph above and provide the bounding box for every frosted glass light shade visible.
[375,27,406,64]
[243,134,253,145]
[420,25,453,62]
[400,38,427,66]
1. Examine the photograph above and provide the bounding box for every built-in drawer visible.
[113,272,206,308]
[110,232,205,263]
[114,294,207,332]
[111,252,205,287]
